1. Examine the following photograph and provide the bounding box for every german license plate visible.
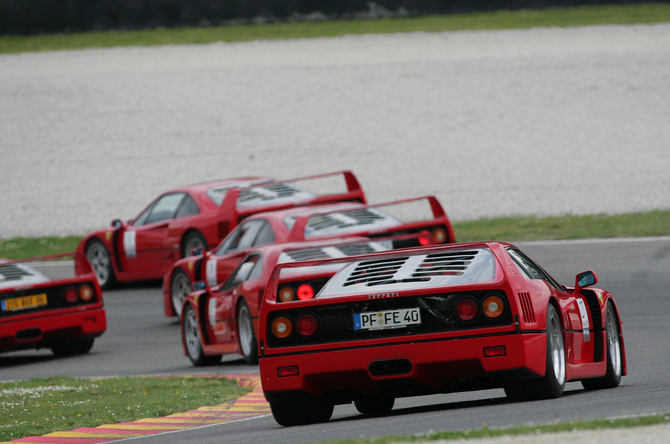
[354,308,421,331]
[1,294,48,312]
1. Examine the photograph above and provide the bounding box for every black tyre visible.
[354,396,395,414]
[237,300,258,365]
[86,239,116,290]
[51,337,95,357]
[270,399,334,427]
[505,304,565,401]
[183,231,207,258]
[183,305,222,367]
[170,269,192,318]
[582,303,623,390]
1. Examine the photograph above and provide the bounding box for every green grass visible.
[2,210,669,260]
[298,413,670,444]
[1,3,669,54]
[0,375,249,442]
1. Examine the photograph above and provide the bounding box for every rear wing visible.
[215,170,365,240]
[286,195,448,243]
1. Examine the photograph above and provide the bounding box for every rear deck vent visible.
[337,243,376,257]
[0,265,33,281]
[343,257,408,287]
[412,250,478,278]
[238,183,301,203]
[286,248,330,262]
[308,209,386,231]
[517,292,536,324]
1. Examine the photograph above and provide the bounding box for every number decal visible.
[123,231,136,258]
[206,259,217,287]
[576,299,590,342]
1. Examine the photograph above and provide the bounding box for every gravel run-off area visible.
[1,24,669,239]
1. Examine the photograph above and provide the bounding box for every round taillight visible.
[418,231,432,246]
[456,298,478,322]
[297,284,314,300]
[271,316,294,339]
[432,228,448,243]
[483,295,505,319]
[278,287,296,302]
[79,284,94,301]
[296,314,318,337]
[65,287,78,304]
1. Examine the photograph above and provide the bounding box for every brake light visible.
[297,284,314,300]
[79,284,94,301]
[278,287,296,302]
[483,295,505,319]
[456,298,478,322]
[64,287,78,304]
[296,314,318,337]
[271,316,294,339]
[418,231,432,246]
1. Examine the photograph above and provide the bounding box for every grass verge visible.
[1,4,669,54]
[2,210,670,260]
[0,375,249,442]
[301,413,670,444]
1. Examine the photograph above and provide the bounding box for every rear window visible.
[206,181,315,207]
[284,207,401,238]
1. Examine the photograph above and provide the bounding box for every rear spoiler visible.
[286,195,447,242]
[215,170,365,240]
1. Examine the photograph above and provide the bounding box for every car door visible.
[204,219,275,287]
[205,254,263,348]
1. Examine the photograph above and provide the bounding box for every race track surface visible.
[2,239,669,443]
[1,24,670,238]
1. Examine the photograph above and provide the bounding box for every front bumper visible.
[261,332,546,403]
[0,308,107,353]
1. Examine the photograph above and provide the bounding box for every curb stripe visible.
[9,373,270,444]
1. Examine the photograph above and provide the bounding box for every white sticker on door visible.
[123,231,137,258]
[576,298,590,342]
[206,259,217,287]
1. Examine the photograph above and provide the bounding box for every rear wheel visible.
[582,303,622,390]
[170,269,191,317]
[51,337,95,357]
[505,304,565,401]
[183,305,221,366]
[354,396,395,414]
[86,240,115,290]
[269,399,334,427]
[237,300,258,365]
[183,231,207,258]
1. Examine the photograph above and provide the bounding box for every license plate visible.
[1,294,48,312]
[354,308,421,331]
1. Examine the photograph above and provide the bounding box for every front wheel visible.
[237,300,258,365]
[86,240,115,290]
[270,399,334,427]
[170,269,192,318]
[183,305,221,367]
[582,303,622,390]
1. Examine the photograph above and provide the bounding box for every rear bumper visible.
[260,332,546,403]
[0,308,107,353]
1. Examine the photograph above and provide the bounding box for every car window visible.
[132,193,185,226]
[507,248,562,289]
[222,254,262,290]
[253,221,275,247]
[215,219,267,255]
[175,194,199,218]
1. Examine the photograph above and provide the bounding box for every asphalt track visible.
[2,238,669,443]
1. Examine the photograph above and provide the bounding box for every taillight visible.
[432,227,448,243]
[482,295,505,319]
[296,314,318,337]
[456,298,478,322]
[418,230,432,246]
[278,287,296,302]
[64,287,78,304]
[271,316,294,339]
[79,284,94,301]
[296,284,314,300]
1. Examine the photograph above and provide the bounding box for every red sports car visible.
[76,171,365,289]
[180,234,436,366]
[1,252,107,356]
[163,195,455,317]
[259,242,627,426]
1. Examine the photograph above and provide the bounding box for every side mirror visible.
[575,270,598,294]
[111,219,123,227]
[191,248,204,256]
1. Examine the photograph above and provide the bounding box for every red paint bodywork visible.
[76,171,365,285]
[163,195,455,316]
[259,242,626,405]
[0,252,107,354]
